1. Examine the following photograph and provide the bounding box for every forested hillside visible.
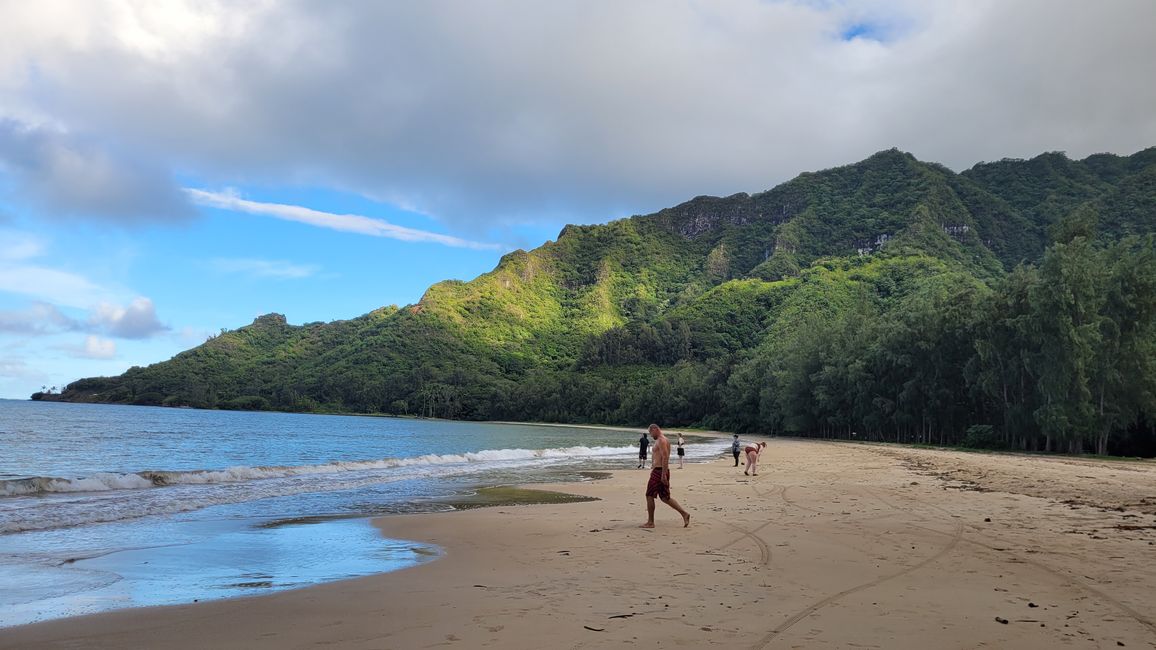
[43,148,1156,456]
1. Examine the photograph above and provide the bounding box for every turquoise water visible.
[0,401,720,626]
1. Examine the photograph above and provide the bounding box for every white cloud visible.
[210,257,320,279]
[0,296,169,339]
[0,357,51,399]
[0,302,79,334]
[0,120,194,222]
[0,231,45,260]
[79,335,116,359]
[0,357,37,379]
[88,297,168,339]
[0,231,167,339]
[0,1,1154,228]
[0,229,129,307]
[0,262,123,309]
[50,334,118,360]
[187,189,504,250]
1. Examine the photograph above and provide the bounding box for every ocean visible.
[0,400,719,627]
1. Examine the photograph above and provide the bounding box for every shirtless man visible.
[640,424,691,528]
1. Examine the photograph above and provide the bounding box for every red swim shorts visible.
[645,467,670,500]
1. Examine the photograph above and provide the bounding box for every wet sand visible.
[3,439,1155,649]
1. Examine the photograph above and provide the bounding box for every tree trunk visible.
[1097,428,1110,456]
[1096,389,1110,456]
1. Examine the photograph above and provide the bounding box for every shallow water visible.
[0,517,436,627]
[0,401,722,626]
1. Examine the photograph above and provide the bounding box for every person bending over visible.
[744,441,767,476]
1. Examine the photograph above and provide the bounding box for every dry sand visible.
[3,439,1155,649]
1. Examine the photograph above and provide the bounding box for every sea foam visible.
[0,445,634,497]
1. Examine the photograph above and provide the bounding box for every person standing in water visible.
[637,431,650,469]
[641,424,691,528]
[676,432,685,469]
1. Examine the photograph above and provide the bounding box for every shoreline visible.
[16,397,1155,461]
[3,440,1155,648]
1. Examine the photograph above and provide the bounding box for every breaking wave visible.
[0,445,635,498]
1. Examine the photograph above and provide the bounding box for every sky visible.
[1,0,1155,399]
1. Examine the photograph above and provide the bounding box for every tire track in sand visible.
[779,484,821,514]
[863,485,1156,637]
[751,521,963,649]
[910,521,1156,637]
[715,483,783,565]
[720,520,773,566]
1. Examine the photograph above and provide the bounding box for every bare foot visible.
[682,513,691,528]
[744,471,749,476]
[639,523,655,529]
[752,473,758,476]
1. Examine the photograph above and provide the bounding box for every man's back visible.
[653,434,670,467]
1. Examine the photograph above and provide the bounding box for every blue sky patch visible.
[840,22,882,42]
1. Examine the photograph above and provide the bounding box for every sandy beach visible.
[3,438,1155,649]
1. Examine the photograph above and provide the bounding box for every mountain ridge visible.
[43,146,1156,455]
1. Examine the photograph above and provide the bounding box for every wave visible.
[0,445,635,498]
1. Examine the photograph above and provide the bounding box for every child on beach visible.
[676,433,685,469]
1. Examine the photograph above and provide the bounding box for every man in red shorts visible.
[640,424,691,528]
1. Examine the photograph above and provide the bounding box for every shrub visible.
[961,424,1003,449]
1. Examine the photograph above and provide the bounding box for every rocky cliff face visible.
[653,193,759,239]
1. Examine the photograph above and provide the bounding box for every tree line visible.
[498,236,1156,457]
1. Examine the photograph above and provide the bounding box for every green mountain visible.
[45,147,1156,456]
